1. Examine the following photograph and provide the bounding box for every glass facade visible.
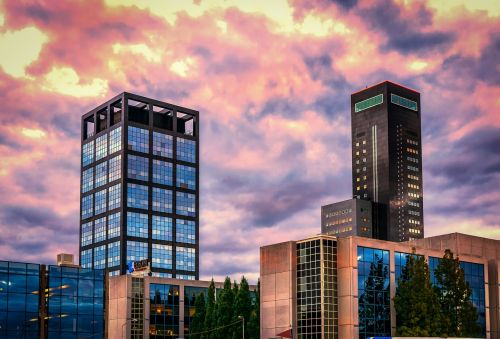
[149,283,180,338]
[108,155,121,182]
[128,126,149,153]
[94,217,106,243]
[0,261,105,339]
[109,126,121,154]
[128,154,149,181]
[153,132,173,158]
[127,183,149,210]
[127,241,148,262]
[107,241,121,268]
[296,238,338,339]
[0,261,39,338]
[152,216,173,241]
[81,221,93,246]
[394,251,422,285]
[357,246,390,339]
[108,184,121,210]
[184,286,207,336]
[152,244,173,269]
[47,266,104,338]
[107,212,120,239]
[176,247,196,272]
[153,188,173,213]
[176,165,196,190]
[176,219,196,244]
[176,138,196,163]
[153,159,173,186]
[95,161,107,188]
[93,245,106,269]
[176,192,195,217]
[94,189,107,215]
[429,257,486,334]
[82,167,93,193]
[127,212,149,238]
[95,133,108,160]
[81,195,93,220]
[82,141,94,167]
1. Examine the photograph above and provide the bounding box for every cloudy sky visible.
[0,0,499,282]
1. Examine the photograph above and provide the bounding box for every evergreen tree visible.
[394,254,442,336]
[216,277,235,338]
[247,279,260,339]
[190,292,206,339]
[434,249,480,337]
[232,276,252,339]
[204,279,217,339]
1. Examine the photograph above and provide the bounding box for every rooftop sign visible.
[355,94,383,113]
[390,93,418,111]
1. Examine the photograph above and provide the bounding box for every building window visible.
[95,161,108,188]
[176,165,196,190]
[176,247,195,271]
[108,184,121,211]
[93,245,106,269]
[107,212,121,239]
[107,241,120,268]
[108,155,121,182]
[95,133,108,161]
[127,183,149,210]
[81,195,93,220]
[82,141,94,167]
[128,154,149,181]
[126,241,148,262]
[95,189,107,215]
[176,137,196,163]
[357,246,390,338]
[127,212,148,238]
[152,215,173,241]
[81,221,93,246]
[152,187,173,213]
[128,126,149,153]
[152,159,173,186]
[153,131,173,158]
[152,243,173,269]
[177,274,195,280]
[109,126,122,154]
[81,249,92,268]
[152,272,173,278]
[94,217,106,243]
[82,167,94,193]
[176,192,195,217]
[176,219,196,244]
[149,284,180,337]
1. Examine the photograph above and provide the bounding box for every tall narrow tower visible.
[79,92,199,279]
[351,81,423,242]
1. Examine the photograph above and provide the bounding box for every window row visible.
[80,242,120,269]
[126,241,196,272]
[81,155,121,193]
[81,185,121,220]
[127,213,196,244]
[81,213,121,246]
[82,127,122,167]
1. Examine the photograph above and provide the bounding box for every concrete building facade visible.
[261,233,499,339]
[321,199,372,238]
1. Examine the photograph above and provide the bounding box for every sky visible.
[0,0,499,283]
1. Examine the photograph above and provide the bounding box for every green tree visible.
[232,276,252,339]
[204,279,217,339]
[216,277,235,338]
[434,249,480,337]
[189,292,206,339]
[394,254,442,336]
[247,279,260,339]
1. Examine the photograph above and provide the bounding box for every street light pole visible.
[238,316,245,339]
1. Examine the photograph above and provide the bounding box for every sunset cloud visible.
[0,0,498,282]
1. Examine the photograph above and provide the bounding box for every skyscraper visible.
[79,92,199,279]
[351,81,423,242]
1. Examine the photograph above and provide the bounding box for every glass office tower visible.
[351,81,423,242]
[79,92,199,279]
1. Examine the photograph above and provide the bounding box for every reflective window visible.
[176,137,196,163]
[128,154,149,181]
[127,212,148,238]
[93,245,106,269]
[81,249,92,268]
[153,132,173,158]
[152,272,172,278]
[395,252,422,286]
[107,212,121,239]
[108,184,121,211]
[357,246,390,338]
[94,189,107,215]
[153,187,173,213]
[108,154,121,182]
[176,165,196,190]
[126,241,148,262]
[128,126,149,153]
[152,159,173,186]
[176,247,195,272]
[82,141,94,167]
[177,274,195,280]
[94,217,106,243]
[82,167,94,193]
[176,219,196,244]
[109,126,122,154]
[127,183,149,210]
[95,161,107,188]
[107,241,120,268]
[152,244,172,269]
[81,195,93,220]
[176,192,195,217]
[95,133,108,160]
[152,215,173,241]
[149,284,179,338]
[81,221,93,246]
[184,286,207,335]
